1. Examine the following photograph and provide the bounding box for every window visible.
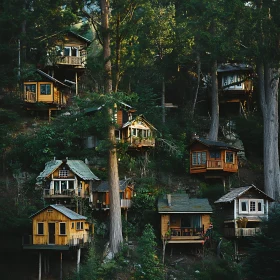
[181,215,201,228]
[64,47,71,56]
[71,222,74,229]
[25,84,36,92]
[210,151,221,159]
[77,222,84,230]
[226,152,234,163]
[37,223,44,235]
[222,75,244,90]
[59,169,69,178]
[239,199,264,214]
[40,84,51,95]
[132,128,137,136]
[59,222,66,235]
[192,152,206,165]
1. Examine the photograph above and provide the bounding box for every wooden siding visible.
[32,208,89,246]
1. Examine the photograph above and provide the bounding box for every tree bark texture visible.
[101,0,123,255]
[258,63,280,200]
[208,60,219,141]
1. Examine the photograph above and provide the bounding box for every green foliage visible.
[244,206,280,280]
[134,224,164,280]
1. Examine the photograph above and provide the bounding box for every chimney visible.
[192,132,199,140]
[167,194,171,206]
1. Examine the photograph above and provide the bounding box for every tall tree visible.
[100,0,123,255]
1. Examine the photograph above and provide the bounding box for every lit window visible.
[192,152,207,166]
[37,223,44,235]
[59,223,66,235]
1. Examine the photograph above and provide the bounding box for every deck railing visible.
[57,56,85,66]
[43,189,76,196]
[224,227,261,237]
[170,227,204,237]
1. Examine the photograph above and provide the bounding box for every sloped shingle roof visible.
[158,193,212,213]
[93,179,132,192]
[30,204,87,220]
[36,159,100,183]
[214,184,274,203]
[190,138,240,151]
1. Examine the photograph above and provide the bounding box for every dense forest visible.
[1,0,280,279]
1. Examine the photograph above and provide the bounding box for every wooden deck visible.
[224,227,261,237]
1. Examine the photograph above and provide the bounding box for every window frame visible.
[40,84,51,95]
[59,222,66,235]
[76,221,84,230]
[239,199,264,214]
[192,151,207,166]
[225,151,234,163]
[37,222,44,235]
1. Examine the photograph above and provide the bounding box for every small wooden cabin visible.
[23,69,71,120]
[23,204,91,249]
[218,63,253,114]
[37,159,100,210]
[120,115,156,149]
[91,179,134,210]
[215,185,274,238]
[189,137,239,178]
[158,193,212,244]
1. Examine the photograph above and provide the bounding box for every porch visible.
[224,227,261,237]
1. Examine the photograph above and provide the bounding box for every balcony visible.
[169,227,204,240]
[224,227,261,237]
[43,188,76,198]
[131,137,155,147]
[57,56,85,66]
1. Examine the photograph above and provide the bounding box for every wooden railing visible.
[25,91,37,103]
[93,199,132,209]
[44,189,76,196]
[206,160,223,169]
[57,56,84,66]
[131,138,155,147]
[224,227,261,237]
[170,227,204,237]
[121,199,132,208]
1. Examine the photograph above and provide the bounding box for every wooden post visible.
[77,248,81,273]
[125,209,128,242]
[38,252,41,280]
[60,252,63,280]
[75,72,78,96]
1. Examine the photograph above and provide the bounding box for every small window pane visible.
[241,201,247,212]
[60,223,66,235]
[226,152,234,163]
[38,223,44,235]
[40,84,51,95]
[258,202,262,212]
[250,201,256,212]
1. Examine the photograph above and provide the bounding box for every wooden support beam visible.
[38,252,41,280]
[77,248,81,273]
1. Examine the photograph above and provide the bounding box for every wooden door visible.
[48,223,55,244]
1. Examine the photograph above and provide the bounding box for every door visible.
[48,223,55,244]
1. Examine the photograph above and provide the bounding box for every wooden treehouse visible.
[91,179,134,211]
[158,193,212,245]
[23,69,71,120]
[36,159,100,213]
[45,30,92,96]
[22,204,92,279]
[189,137,239,180]
[215,184,274,238]
[120,114,157,150]
[217,63,254,115]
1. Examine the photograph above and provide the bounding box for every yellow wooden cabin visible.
[36,159,100,211]
[215,184,274,238]
[23,204,91,249]
[158,193,212,244]
[91,179,134,210]
[189,137,239,178]
[120,115,156,149]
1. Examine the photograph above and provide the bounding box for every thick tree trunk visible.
[162,76,165,123]
[191,52,201,118]
[101,0,123,255]
[258,63,280,200]
[114,13,121,92]
[208,60,219,141]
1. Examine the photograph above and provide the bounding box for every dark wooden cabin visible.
[158,193,212,244]
[215,184,274,238]
[189,137,239,178]
[36,159,100,212]
[218,63,254,114]
[91,179,134,210]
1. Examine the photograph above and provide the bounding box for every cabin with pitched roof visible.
[120,115,156,149]
[158,193,212,244]
[189,137,239,178]
[36,159,100,211]
[23,204,91,249]
[218,63,254,114]
[215,185,274,238]
[91,179,134,210]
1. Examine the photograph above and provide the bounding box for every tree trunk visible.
[191,52,201,118]
[162,76,165,123]
[208,60,219,141]
[114,12,121,92]
[258,63,280,200]
[101,0,123,255]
